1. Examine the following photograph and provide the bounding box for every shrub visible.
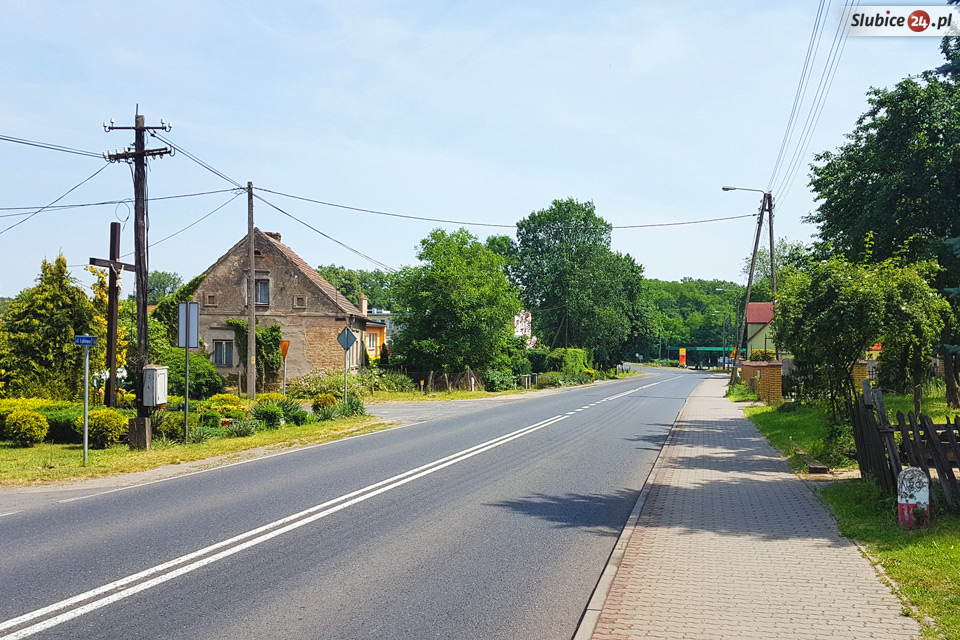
[225,419,258,437]
[535,372,564,389]
[582,368,596,380]
[116,390,136,409]
[271,397,305,422]
[527,348,550,374]
[288,409,309,425]
[546,348,590,375]
[314,405,338,421]
[160,351,226,399]
[338,396,367,417]
[377,371,416,392]
[151,410,199,441]
[200,410,223,429]
[7,410,49,447]
[187,427,217,443]
[221,408,248,421]
[76,409,128,448]
[252,403,284,428]
[210,393,242,406]
[483,369,515,392]
[36,407,83,443]
[749,349,775,362]
[257,392,286,404]
[312,393,338,412]
[165,395,185,411]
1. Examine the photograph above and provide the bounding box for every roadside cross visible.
[89,222,135,407]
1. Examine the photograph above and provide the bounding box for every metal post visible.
[282,358,287,396]
[247,182,256,402]
[184,313,190,444]
[343,347,349,402]
[83,344,90,465]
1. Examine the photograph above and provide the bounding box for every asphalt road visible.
[0,369,706,640]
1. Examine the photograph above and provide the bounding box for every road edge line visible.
[570,375,708,640]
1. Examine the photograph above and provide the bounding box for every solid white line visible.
[0,512,19,518]
[0,414,567,639]
[4,375,690,638]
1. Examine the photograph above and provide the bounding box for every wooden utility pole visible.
[89,222,134,407]
[247,182,256,401]
[104,112,172,418]
[730,208,765,386]
[764,192,779,360]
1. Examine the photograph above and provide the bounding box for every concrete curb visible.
[570,377,702,640]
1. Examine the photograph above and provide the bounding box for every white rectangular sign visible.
[178,301,200,348]
[847,6,960,36]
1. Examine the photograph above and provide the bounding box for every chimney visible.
[264,231,281,242]
[359,293,368,317]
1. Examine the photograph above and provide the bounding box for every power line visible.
[119,191,245,257]
[0,188,242,217]
[0,133,103,159]
[253,193,398,273]
[149,132,244,189]
[615,213,757,228]
[0,163,111,237]
[767,0,829,191]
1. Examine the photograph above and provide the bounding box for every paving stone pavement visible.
[586,375,921,640]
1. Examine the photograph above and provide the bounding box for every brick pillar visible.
[852,361,869,392]
[757,362,782,404]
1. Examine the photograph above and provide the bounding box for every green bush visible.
[252,403,284,428]
[7,409,49,447]
[209,393,242,407]
[312,393,337,412]
[535,372,564,389]
[483,369,515,392]
[76,409,128,448]
[225,419,258,437]
[257,392,286,404]
[546,348,590,375]
[376,371,416,392]
[36,407,84,443]
[160,351,226,399]
[338,396,366,417]
[200,410,223,429]
[527,348,550,374]
[151,410,199,442]
[314,405,338,421]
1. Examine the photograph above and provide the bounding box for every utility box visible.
[142,365,169,406]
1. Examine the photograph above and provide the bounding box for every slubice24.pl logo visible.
[848,5,960,35]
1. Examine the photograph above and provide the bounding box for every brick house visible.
[193,229,369,384]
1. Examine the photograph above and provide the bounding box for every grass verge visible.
[0,416,387,487]
[819,478,960,639]
[745,403,856,470]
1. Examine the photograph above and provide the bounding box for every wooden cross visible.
[89,222,135,407]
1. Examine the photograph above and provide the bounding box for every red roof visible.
[746,302,774,325]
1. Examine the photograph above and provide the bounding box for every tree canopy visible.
[390,228,522,373]
[315,264,394,310]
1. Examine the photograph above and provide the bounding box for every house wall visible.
[194,234,366,382]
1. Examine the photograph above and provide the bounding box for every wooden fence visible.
[851,389,960,512]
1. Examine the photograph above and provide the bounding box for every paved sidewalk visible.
[582,376,921,640]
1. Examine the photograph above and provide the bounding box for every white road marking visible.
[2,374,688,639]
[0,512,19,518]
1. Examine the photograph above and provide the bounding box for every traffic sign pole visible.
[75,335,97,465]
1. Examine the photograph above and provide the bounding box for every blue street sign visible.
[74,335,97,347]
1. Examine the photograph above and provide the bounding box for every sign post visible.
[75,335,98,465]
[336,327,357,402]
[178,302,199,441]
[280,340,290,395]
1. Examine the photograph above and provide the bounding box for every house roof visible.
[746,302,774,325]
[258,230,364,317]
[206,228,365,317]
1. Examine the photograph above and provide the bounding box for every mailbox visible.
[142,365,169,406]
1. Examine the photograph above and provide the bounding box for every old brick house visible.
[193,228,368,384]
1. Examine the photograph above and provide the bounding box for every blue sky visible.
[0,1,949,297]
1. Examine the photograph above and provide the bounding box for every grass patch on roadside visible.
[819,478,960,639]
[724,383,759,402]
[744,402,857,470]
[0,416,387,487]
[883,394,952,423]
[366,389,526,403]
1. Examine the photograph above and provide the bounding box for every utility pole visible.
[764,192,779,360]
[89,222,134,406]
[247,182,256,401]
[730,208,765,387]
[104,112,173,418]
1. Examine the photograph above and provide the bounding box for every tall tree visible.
[127,271,183,306]
[390,228,522,373]
[0,254,94,399]
[512,198,649,367]
[316,264,395,310]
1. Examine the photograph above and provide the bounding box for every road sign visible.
[75,335,97,347]
[178,301,199,348]
[337,327,357,351]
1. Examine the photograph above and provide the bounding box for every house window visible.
[205,294,217,306]
[367,333,378,351]
[255,279,270,305]
[293,295,306,309]
[214,340,234,366]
